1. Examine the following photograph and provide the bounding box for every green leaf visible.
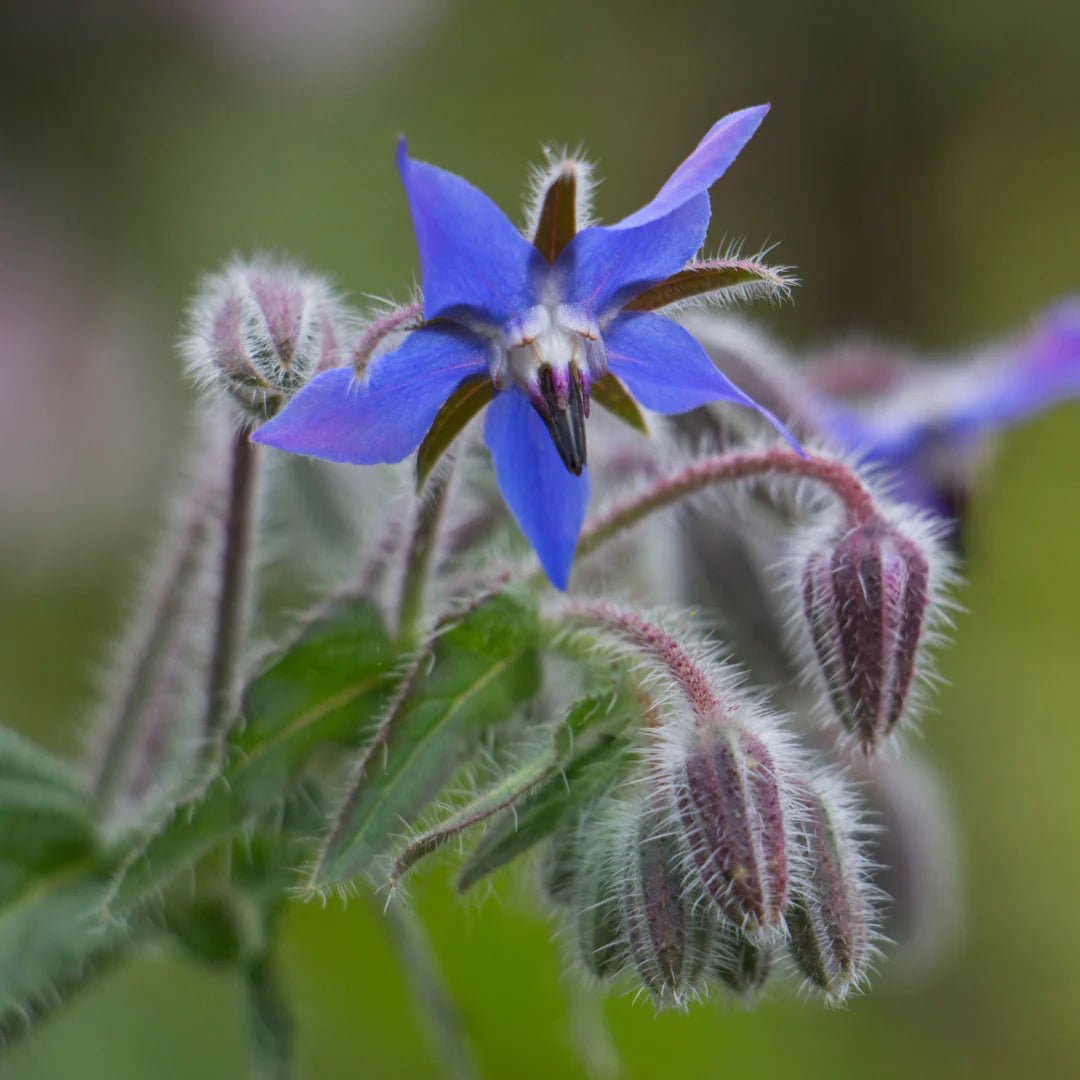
[457,686,640,891]
[236,599,394,799]
[310,592,542,890]
[0,727,96,900]
[415,375,495,492]
[623,259,793,312]
[108,600,395,919]
[591,373,650,436]
[0,861,123,1019]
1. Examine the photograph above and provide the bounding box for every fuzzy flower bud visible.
[573,809,631,982]
[672,720,794,936]
[707,918,774,998]
[620,803,710,1004]
[184,256,348,425]
[799,513,938,749]
[786,774,877,1004]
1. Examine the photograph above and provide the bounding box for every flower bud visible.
[787,775,876,1003]
[706,918,774,998]
[621,804,710,1004]
[673,721,793,935]
[184,256,348,425]
[800,514,933,749]
[573,809,630,982]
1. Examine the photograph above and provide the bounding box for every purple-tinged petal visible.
[252,325,489,465]
[615,105,770,230]
[946,298,1080,433]
[553,106,769,319]
[485,389,591,590]
[817,299,1080,467]
[605,311,800,448]
[398,140,547,326]
[555,196,711,318]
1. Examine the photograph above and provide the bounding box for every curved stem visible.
[560,599,719,722]
[576,448,876,564]
[351,301,424,375]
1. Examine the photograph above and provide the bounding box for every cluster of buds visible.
[183,256,351,426]
[553,602,878,1006]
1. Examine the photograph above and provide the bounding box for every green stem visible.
[397,458,454,644]
[383,903,480,1080]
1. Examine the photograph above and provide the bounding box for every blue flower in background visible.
[818,298,1080,527]
[253,106,797,588]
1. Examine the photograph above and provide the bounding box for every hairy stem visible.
[92,494,217,810]
[577,448,876,563]
[352,301,424,375]
[562,599,719,721]
[204,430,260,751]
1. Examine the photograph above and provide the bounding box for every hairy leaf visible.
[0,727,96,902]
[108,601,394,918]
[457,686,640,891]
[310,592,542,890]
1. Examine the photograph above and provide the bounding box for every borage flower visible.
[253,106,797,588]
[817,298,1080,529]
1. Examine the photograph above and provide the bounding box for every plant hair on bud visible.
[183,254,353,427]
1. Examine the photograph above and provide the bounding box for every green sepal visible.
[415,375,495,492]
[591,373,649,436]
[532,163,578,263]
[623,261,791,312]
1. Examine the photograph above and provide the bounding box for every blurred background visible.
[2,0,1078,1076]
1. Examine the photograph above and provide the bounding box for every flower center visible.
[499,305,608,476]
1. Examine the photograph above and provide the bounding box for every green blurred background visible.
[2,0,1078,1076]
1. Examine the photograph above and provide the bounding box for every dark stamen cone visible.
[675,724,790,935]
[801,516,931,749]
[787,781,875,1003]
[535,365,588,475]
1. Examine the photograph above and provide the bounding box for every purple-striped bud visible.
[621,805,709,1004]
[184,256,348,425]
[707,918,774,998]
[787,775,876,1003]
[800,514,933,749]
[672,722,793,935]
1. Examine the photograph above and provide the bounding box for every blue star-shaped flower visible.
[253,106,796,588]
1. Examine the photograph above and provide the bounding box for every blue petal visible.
[819,298,1080,466]
[484,389,591,590]
[554,106,769,318]
[947,298,1080,433]
[555,196,711,318]
[398,139,547,326]
[252,325,489,464]
[605,311,801,448]
[615,105,771,230]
